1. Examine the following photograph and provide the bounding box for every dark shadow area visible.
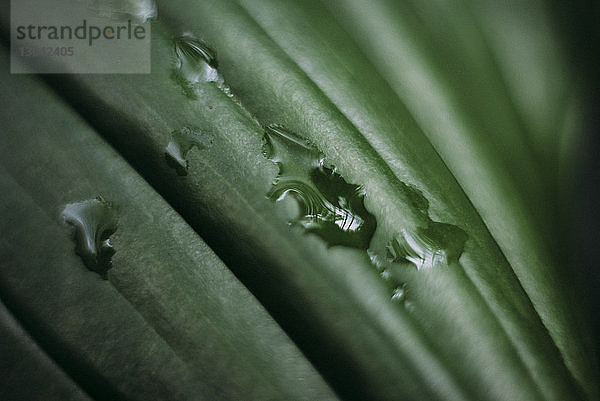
[0,291,125,401]
[547,0,600,366]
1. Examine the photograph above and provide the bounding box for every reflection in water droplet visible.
[61,196,118,279]
[391,286,406,303]
[386,222,467,270]
[165,126,209,176]
[368,249,385,270]
[260,124,467,306]
[263,124,376,249]
[173,34,235,100]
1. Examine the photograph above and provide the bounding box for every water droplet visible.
[263,124,376,249]
[368,249,386,270]
[61,196,118,279]
[367,254,408,303]
[165,126,209,176]
[391,285,406,303]
[87,0,157,23]
[379,269,392,281]
[386,222,467,270]
[172,34,236,100]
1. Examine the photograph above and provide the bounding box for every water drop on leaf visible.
[386,222,467,270]
[165,126,209,176]
[87,0,157,23]
[61,196,118,279]
[172,34,235,100]
[391,286,406,303]
[263,124,376,249]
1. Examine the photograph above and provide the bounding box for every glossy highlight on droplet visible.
[172,33,236,100]
[263,124,376,249]
[386,222,467,270]
[391,286,406,303]
[165,126,209,176]
[373,184,468,271]
[61,196,118,279]
[173,34,219,96]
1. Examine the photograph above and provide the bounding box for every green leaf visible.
[0,0,597,400]
[0,52,337,400]
[0,302,91,401]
